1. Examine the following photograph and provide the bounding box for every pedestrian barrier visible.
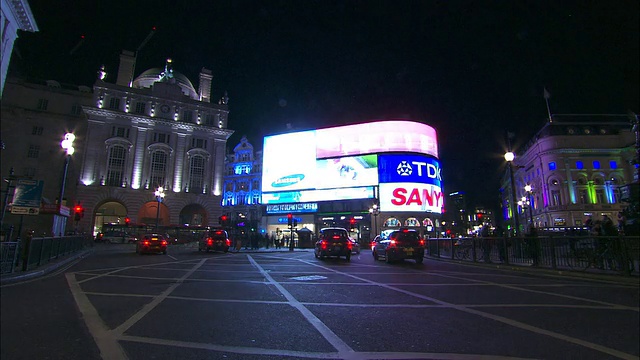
[0,235,89,274]
[0,241,20,274]
[426,235,639,276]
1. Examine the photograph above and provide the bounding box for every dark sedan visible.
[314,227,352,261]
[373,228,425,264]
[136,234,168,255]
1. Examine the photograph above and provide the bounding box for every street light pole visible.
[369,203,379,239]
[154,186,165,232]
[505,151,520,237]
[524,184,534,229]
[57,133,75,236]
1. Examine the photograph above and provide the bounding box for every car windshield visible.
[210,231,227,240]
[391,231,421,244]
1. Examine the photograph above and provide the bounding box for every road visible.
[1,243,638,360]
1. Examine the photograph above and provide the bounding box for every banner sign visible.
[11,180,44,215]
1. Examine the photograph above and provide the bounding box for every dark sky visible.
[10,0,639,211]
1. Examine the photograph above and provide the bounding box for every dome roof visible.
[132,67,198,100]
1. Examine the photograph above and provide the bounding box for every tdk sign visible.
[379,154,442,186]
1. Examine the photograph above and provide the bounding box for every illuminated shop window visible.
[548,162,556,171]
[576,161,583,170]
[609,161,617,169]
[592,161,600,169]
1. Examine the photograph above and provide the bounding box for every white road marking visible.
[247,254,357,359]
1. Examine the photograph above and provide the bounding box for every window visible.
[578,189,588,204]
[22,167,36,178]
[111,126,129,138]
[609,161,617,169]
[153,132,170,144]
[252,192,261,205]
[576,161,584,170]
[135,102,146,114]
[71,104,82,115]
[236,193,246,205]
[183,110,193,122]
[252,180,260,189]
[595,189,605,204]
[31,126,43,135]
[191,138,207,149]
[27,145,40,158]
[188,155,205,193]
[106,145,127,186]
[109,97,120,110]
[37,98,48,110]
[551,190,562,206]
[205,114,214,125]
[592,160,600,169]
[548,162,556,171]
[613,188,621,203]
[149,150,168,188]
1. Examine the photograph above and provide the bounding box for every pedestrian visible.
[527,225,540,266]
[235,237,242,252]
[480,224,492,263]
[617,212,626,235]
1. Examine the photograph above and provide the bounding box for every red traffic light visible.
[287,213,292,219]
[349,218,356,225]
[74,205,82,213]
[221,215,228,221]
[125,217,130,224]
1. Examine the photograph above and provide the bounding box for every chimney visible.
[116,50,136,87]
[198,68,213,103]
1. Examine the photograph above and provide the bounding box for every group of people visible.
[584,214,620,236]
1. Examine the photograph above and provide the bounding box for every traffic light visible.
[74,204,83,221]
[125,217,131,226]
[287,213,293,227]
[219,215,229,226]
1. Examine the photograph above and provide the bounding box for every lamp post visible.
[524,184,534,230]
[368,203,379,238]
[56,133,75,236]
[504,151,520,237]
[154,186,165,231]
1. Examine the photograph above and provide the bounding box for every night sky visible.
[9,0,639,211]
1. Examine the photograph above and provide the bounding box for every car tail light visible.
[321,240,328,250]
[161,240,167,246]
[143,241,150,246]
[332,235,340,239]
[388,239,397,248]
[347,242,352,250]
[371,242,376,251]
[207,238,213,245]
[419,239,425,246]
[226,239,231,246]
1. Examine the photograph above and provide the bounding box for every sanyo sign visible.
[378,154,444,213]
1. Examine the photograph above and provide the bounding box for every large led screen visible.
[315,121,438,159]
[378,154,441,187]
[261,120,439,205]
[379,182,444,213]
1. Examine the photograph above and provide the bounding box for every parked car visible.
[314,227,352,261]
[199,229,231,253]
[373,228,425,264]
[136,233,168,255]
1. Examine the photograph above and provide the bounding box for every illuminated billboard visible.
[261,120,440,206]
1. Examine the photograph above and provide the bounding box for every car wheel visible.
[373,250,379,261]
[415,256,423,264]
[346,253,351,261]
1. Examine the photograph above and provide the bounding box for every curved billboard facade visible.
[261,120,443,214]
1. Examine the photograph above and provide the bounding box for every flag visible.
[543,87,551,99]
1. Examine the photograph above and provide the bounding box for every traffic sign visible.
[10,180,44,215]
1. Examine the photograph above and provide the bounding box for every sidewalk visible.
[0,244,310,285]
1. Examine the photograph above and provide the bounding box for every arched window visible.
[188,155,205,193]
[149,150,167,188]
[405,217,420,227]
[106,145,127,186]
[384,217,401,227]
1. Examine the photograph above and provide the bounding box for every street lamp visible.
[56,133,75,236]
[524,184,535,230]
[504,151,520,237]
[368,203,379,237]
[154,186,165,231]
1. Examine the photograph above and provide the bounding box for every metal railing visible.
[426,235,640,276]
[0,235,89,274]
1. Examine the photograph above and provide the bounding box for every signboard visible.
[266,203,318,214]
[379,182,444,213]
[10,180,44,215]
[261,120,440,206]
[378,154,441,186]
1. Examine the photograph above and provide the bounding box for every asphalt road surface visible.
[1,243,638,360]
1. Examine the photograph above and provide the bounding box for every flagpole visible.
[544,87,552,123]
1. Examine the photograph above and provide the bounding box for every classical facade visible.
[77,52,233,235]
[222,135,263,234]
[0,0,38,97]
[500,115,636,234]
[1,76,92,238]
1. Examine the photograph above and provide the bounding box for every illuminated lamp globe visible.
[504,152,515,162]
